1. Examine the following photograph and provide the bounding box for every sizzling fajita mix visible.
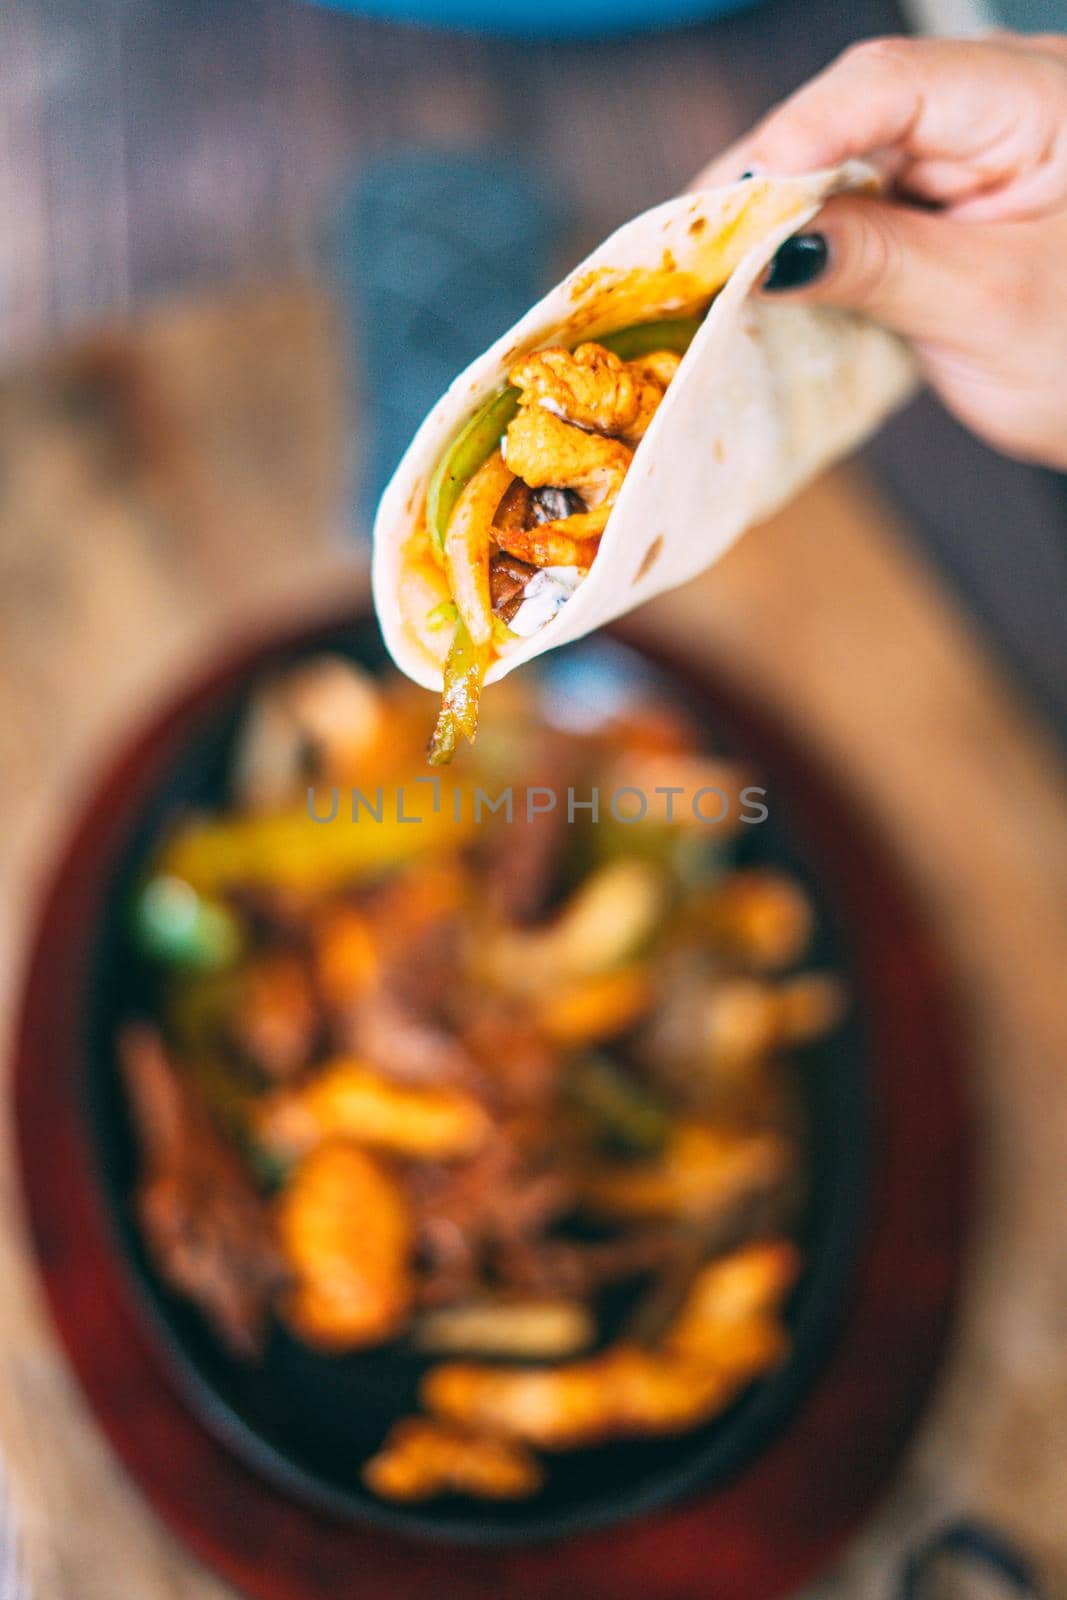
[121,655,843,1504]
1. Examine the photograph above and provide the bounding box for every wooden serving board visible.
[1,287,1066,1599]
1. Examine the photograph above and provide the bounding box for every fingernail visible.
[763,232,829,292]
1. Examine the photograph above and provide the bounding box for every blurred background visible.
[1,2,1067,1599]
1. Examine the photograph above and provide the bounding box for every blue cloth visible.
[0,1462,28,1600]
[304,0,760,40]
[330,149,555,526]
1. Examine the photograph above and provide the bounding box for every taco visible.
[371,164,916,763]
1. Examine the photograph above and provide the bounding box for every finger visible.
[700,35,1065,214]
[759,193,989,348]
[894,157,985,206]
[690,38,929,189]
[687,140,760,192]
[985,31,1067,63]
[745,36,1020,172]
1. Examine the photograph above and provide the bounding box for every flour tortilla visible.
[372,164,916,690]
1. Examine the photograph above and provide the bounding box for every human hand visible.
[694,34,1067,469]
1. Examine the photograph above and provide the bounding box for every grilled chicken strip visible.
[508,343,678,444]
[503,406,631,518]
[364,1418,543,1502]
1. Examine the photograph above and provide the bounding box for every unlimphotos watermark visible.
[307,779,769,827]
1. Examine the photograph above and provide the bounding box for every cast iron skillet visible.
[77,611,871,1545]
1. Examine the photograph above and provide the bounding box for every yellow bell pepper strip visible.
[481,859,669,991]
[156,785,472,895]
[427,618,490,767]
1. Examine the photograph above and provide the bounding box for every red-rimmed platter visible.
[13,607,972,1600]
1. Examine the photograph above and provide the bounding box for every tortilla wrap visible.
[372,163,917,693]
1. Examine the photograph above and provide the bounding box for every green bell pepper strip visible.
[133,875,244,970]
[427,386,520,555]
[425,314,704,554]
[598,314,703,363]
[568,1054,673,1156]
[425,599,459,630]
[427,617,491,766]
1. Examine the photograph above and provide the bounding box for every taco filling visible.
[409,317,703,764]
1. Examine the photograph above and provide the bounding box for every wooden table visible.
[1,280,1066,1600]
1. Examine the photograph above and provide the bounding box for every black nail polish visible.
[763,232,829,292]
[738,168,756,180]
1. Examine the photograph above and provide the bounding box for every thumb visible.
[761,194,981,346]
